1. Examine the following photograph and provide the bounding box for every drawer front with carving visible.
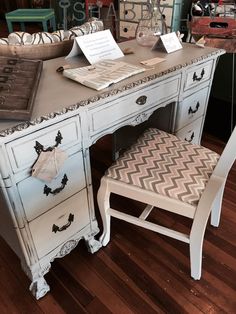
[6,117,81,174]
[175,87,209,131]
[184,60,214,91]
[175,117,203,144]
[89,75,180,135]
[17,151,86,221]
[29,190,90,259]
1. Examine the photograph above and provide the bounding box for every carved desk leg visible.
[84,232,102,253]
[97,177,111,247]
[21,261,51,300]
[29,277,50,300]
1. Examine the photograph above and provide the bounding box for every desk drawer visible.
[90,76,180,134]
[6,117,81,173]
[29,190,90,259]
[175,117,203,144]
[184,60,213,91]
[175,87,209,131]
[17,151,86,221]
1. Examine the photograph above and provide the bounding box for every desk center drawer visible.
[90,75,180,134]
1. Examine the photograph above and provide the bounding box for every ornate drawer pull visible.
[3,67,13,74]
[8,59,18,65]
[136,95,147,105]
[0,96,6,106]
[185,132,195,142]
[188,102,200,115]
[192,69,205,82]
[0,83,11,92]
[44,174,68,196]
[52,213,74,233]
[34,130,63,155]
[0,75,8,83]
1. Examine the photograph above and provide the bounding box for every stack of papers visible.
[63,60,146,91]
[64,30,146,90]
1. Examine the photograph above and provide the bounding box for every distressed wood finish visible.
[0,132,235,313]
[0,41,224,300]
[0,57,42,120]
[190,17,236,38]
[204,37,236,54]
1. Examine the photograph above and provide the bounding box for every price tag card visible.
[66,29,124,64]
[152,32,183,54]
[140,57,165,66]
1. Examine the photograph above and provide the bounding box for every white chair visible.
[97,127,236,279]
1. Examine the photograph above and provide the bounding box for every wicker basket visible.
[0,39,74,60]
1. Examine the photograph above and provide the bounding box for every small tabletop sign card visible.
[152,32,183,54]
[66,29,124,64]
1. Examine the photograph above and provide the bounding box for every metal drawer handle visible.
[44,174,68,196]
[136,95,147,105]
[188,102,200,115]
[0,96,6,106]
[185,132,195,142]
[193,69,205,82]
[34,130,63,155]
[52,213,74,233]
[0,75,8,83]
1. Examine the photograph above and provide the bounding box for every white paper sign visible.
[66,29,124,64]
[152,32,183,54]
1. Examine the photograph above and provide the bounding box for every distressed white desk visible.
[0,40,225,299]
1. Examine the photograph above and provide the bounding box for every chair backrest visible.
[213,125,236,179]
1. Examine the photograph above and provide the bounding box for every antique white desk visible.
[0,40,225,299]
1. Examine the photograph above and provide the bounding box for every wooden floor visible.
[0,132,235,313]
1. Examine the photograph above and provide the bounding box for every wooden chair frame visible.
[97,126,236,279]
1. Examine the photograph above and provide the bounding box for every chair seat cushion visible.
[106,128,220,205]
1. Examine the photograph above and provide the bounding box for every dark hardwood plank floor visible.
[0,132,235,313]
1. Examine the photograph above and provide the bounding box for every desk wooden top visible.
[0,40,225,137]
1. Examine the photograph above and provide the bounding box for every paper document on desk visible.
[66,29,124,63]
[63,60,146,91]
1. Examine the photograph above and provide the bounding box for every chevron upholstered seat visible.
[97,126,236,280]
[106,128,220,206]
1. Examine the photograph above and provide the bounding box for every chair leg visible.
[97,178,111,246]
[189,236,202,280]
[210,186,224,227]
[189,203,213,280]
